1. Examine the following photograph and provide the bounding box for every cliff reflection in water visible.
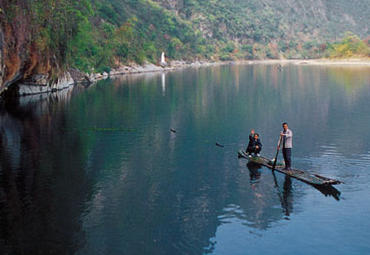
[0,86,92,254]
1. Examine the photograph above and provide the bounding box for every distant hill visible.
[0,0,369,91]
[156,0,369,41]
[152,0,370,58]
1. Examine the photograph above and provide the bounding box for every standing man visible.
[278,122,293,170]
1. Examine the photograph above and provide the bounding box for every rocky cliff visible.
[0,0,77,96]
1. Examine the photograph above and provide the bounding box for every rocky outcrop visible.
[68,68,91,84]
[17,72,74,96]
[0,4,75,97]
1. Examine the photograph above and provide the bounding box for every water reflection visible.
[271,170,293,217]
[0,64,369,254]
[247,162,261,182]
[161,72,166,96]
[246,161,293,217]
[0,86,91,254]
[311,184,341,201]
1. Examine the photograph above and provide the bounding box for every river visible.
[0,63,370,255]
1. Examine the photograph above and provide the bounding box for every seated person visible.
[246,133,262,156]
[247,129,255,149]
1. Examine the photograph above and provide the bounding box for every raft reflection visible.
[247,162,293,217]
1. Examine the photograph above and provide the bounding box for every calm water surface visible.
[0,64,370,255]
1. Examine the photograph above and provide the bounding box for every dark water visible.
[1,64,370,255]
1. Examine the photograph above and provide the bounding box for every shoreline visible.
[233,59,370,66]
[106,61,223,78]
[6,58,370,97]
[103,58,370,83]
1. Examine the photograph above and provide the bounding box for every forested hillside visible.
[0,0,369,91]
[156,0,370,59]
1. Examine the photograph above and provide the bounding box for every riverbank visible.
[92,58,370,83]
[107,60,221,78]
[0,61,218,97]
[4,58,370,97]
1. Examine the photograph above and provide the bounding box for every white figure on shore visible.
[160,52,167,67]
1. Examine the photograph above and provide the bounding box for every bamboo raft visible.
[238,150,341,186]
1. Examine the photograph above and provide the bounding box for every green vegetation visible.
[66,0,208,72]
[1,0,369,75]
[326,33,370,58]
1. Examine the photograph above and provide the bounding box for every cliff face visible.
[0,3,30,93]
[0,1,72,96]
